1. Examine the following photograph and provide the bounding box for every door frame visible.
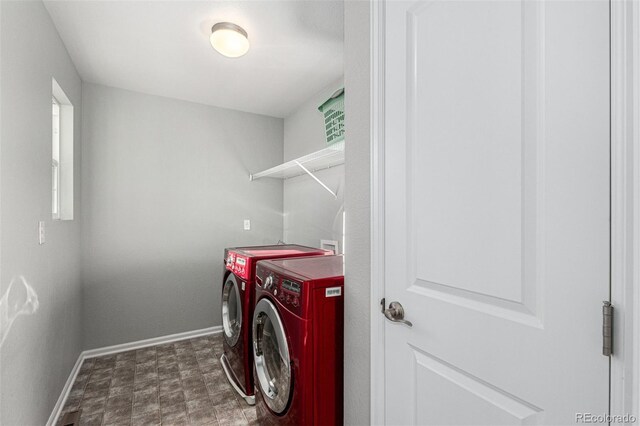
[369,0,386,423]
[369,0,640,423]
[610,0,640,420]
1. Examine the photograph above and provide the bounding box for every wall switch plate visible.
[244,219,251,231]
[38,221,45,245]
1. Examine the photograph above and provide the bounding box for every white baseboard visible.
[47,325,222,426]
[46,353,84,426]
[83,326,222,359]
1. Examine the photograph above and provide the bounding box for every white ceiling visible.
[43,0,344,118]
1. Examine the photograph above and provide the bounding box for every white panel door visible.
[382,0,610,424]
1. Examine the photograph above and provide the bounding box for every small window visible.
[52,159,60,219]
[52,78,74,220]
[52,97,61,219]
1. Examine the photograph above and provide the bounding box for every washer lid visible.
[222,274,242,347]
[253,298,292,414]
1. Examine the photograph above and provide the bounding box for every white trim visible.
[46,326,222,426]
[83,326,222,359]
[610,0,639,419]
[633,0,640,417]
[370,0,385,424]
[46,352,84,426]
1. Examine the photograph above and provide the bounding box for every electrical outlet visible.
[38,221,45,245]
[244,219,251,231]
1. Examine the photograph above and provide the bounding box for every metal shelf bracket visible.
[294,160,338,199]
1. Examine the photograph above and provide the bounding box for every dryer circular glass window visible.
[222,274,242,347]
[253,298,292,414]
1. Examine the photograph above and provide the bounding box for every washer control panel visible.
[225,251,249,280]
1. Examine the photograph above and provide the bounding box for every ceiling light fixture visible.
[210,22,250,58]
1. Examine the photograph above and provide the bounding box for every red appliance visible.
[253,255,344,425]
[221,245,331,405]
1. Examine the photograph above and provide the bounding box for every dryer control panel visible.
[256,266,304,315]
[278,279,302,309]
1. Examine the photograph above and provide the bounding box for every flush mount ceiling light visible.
[210,22,250,58]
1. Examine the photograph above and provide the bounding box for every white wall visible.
[0,1,83,424]
[81,83,284,349]
[283,78,344,250]
[0,3,348,423]
[344,1,372,424]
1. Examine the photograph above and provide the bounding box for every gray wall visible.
[344,1,371,424]
[81,83,284,349]
[283,78,344,250]
[0,1,83,424]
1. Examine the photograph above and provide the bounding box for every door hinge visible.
[602,301,613,357]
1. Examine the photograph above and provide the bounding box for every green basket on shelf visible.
[318,88,345,145]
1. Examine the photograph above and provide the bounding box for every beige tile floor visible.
[56,334,257,426]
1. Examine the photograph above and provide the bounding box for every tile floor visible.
[57,334,257,426]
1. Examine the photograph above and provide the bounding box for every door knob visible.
[383,301,412,327]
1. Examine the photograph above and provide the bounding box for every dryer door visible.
[253,298,292,414]
[222,274,242,347]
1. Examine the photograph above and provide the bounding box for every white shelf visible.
[250,140,344,180]
[249,140,344,198]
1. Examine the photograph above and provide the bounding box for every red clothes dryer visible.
[253,255,344,425]
[221,245,331,405]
